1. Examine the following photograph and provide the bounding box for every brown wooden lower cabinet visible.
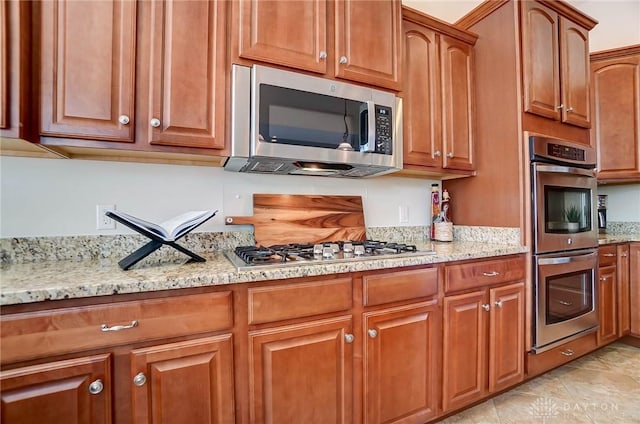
[248,316,353,424]
[617,243,631,337]
[597,264,618,346]
[442,282,525,413]
[0,354,112,424]
[130,335,235,424]
[363,300,441,424]
[630,242,640,336]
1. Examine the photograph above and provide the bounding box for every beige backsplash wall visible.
[0,156,439,238]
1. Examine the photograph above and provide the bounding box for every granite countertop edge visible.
[597,233,640,245]
[0,241,531,306]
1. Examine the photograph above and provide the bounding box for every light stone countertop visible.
[0,241,528,306]
[598,233,640,245]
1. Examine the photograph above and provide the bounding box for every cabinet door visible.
[442,290,487,412]
[39,0,135,141]
[363,301,440,424]
[248,316,352,424]
[617,244,631,337]
[597,265,618,346]
[334,0,401,90]
[401,20,441,168]
[130,335,235,424]
[440,35,475,171]
[0,0,6,131]
[0,354,111,424]
[521,1,561,121]
[559,17,590,128]
[591,51,640,181]
[488,282,524,393]
[233,0,327,74]
[629,243,640,337]
[137,0,226,150]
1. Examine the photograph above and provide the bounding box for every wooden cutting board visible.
[225,194,366,246]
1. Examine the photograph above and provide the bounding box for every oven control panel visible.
[547,143,585,162]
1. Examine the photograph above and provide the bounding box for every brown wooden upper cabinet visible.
[590,45,640,182]
[37,0,227,155]
[521,1,594,129]
[231,0,402,91]
[400,7,477,177]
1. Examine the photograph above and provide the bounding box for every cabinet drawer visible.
[248,277,352,325]
[1,291,233,364]
[363,267,439,307]
[526,331,597,377]
[445,256,525,293]
[598,245,617,266]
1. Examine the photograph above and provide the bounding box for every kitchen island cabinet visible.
[35,0,228,164]
[590,45,640,182]
[442,256,525,413]
[231,0,401,90]
[400,7,477,178]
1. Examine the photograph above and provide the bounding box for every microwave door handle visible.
[360,101,376,153]
[538,251,597,265]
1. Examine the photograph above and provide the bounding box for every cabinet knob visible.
[118,115,130,125]
[556,104,564,110]
[367,329,378,339]
[319,51,327,60]
[446,152,454,158]
[150,118,161,128]
[495,300,503,308]
[434,150,441,157]
[566,107,574,113]
[482,303,491,311]
[344,333,355,344]
[88,379,104,395]
[133,372,147,387]
[339,56,348,65]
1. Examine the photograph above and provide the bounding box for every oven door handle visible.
[538,251,597,265]
[535,164,596,177]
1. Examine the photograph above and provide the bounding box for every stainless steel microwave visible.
[225,64,403,178]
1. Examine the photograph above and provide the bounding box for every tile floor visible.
[440,342,640,423]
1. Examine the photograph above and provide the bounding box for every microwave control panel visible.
[374,105,393,154]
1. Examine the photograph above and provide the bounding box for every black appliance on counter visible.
[225,240,433,271]
[598,194,608,233]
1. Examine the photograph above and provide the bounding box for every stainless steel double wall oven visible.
[530,136,599,353]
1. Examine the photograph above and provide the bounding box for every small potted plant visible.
[565,205,581,231]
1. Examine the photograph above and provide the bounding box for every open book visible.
[106,210,217,242]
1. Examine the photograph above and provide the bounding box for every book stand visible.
[106,211,215,270]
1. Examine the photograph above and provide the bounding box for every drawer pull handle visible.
[560,349,574,356]
[602,253,616,257]
[482,271,499,277]
[344,333,355,344]
[556,300,573,306]
[88,379,104,395]
[621,253,628,257]
[101,320,138,332]
[133,372,147,387]
[600,276,611,282]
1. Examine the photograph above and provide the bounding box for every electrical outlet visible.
[97,205,116,230]
[399,205,409,223]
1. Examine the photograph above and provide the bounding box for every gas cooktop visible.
[225,240,436,271]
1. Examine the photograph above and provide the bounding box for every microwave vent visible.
[248,160,286,173]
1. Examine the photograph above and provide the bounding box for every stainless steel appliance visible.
[226,64,403,178]
[225,240,434,271]
[530,136,599,353]
[598,195,608,233]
